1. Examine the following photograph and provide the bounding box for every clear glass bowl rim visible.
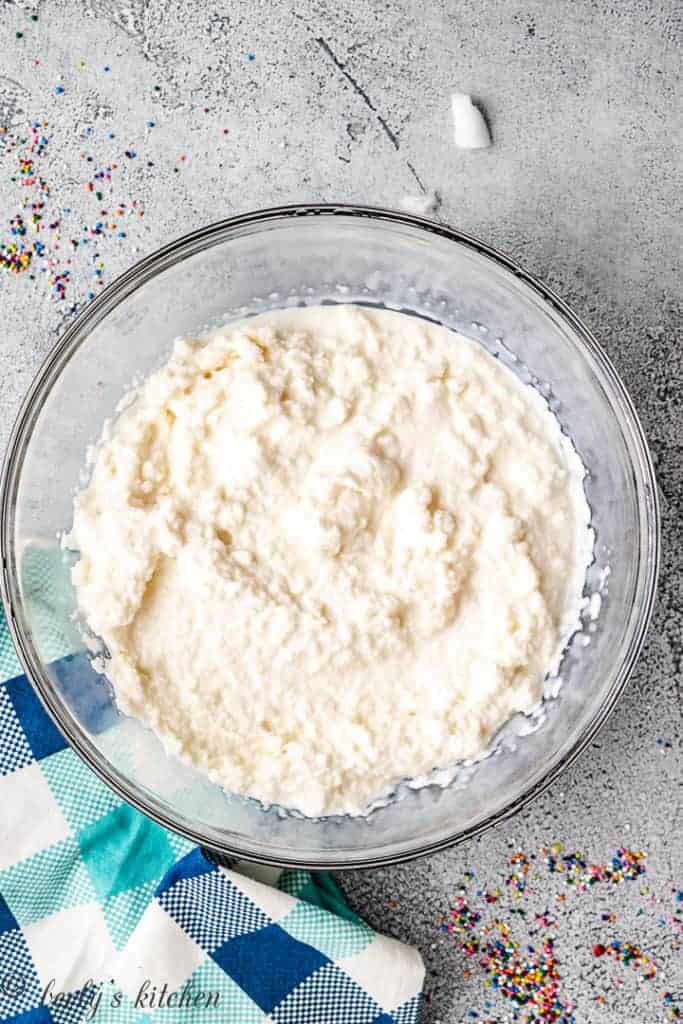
[0,203,661,868]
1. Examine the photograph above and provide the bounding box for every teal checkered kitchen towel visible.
[0,603,424,1023]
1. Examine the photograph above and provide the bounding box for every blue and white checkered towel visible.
[0,605,424,1023]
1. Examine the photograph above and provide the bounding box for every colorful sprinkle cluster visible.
[440,897,575,1022]
[440,845,681,1022]
[0,122,49,275]
[542,843,647,890]
[506,851,532,898]
[481,924,575,1023]
[446,894,482,936]
[2,21,241,311]
[664,992,681,1019]
[0,120,144,308]
[672,889,683,947]
[592,938,657,978]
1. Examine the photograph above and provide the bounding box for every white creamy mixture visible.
[69,305,592,816]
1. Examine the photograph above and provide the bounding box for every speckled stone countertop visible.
[0,2,680,1021]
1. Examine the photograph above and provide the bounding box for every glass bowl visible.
[0,205,659,868]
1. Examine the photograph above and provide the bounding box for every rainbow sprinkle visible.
[440,844,680,1021]
[506,851,532,898]
[0,122,50,276]
[440,905,575,1022]
[664,992,681,1019]
[592,938,657,976]
[1,120,144,309]
[481,924,575,1023]
[542,844,646,888]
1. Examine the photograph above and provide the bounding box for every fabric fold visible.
[0,604,424,1022]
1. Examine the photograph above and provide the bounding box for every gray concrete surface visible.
[0,1,680,1021]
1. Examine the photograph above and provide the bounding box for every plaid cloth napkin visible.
[0,603,424,1023]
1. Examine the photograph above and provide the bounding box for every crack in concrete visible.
[0,75,29,131]
[406,160,426,193]
[315,37,400,151]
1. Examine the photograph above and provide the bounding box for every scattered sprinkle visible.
[439,844,680,1020]
[0,120,143,308]
[441,905,575,1023]
[53,85,65,96]
[542,845,646,887]
[664,992,682,1019]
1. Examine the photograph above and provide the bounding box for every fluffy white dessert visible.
[68,305,591,816]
